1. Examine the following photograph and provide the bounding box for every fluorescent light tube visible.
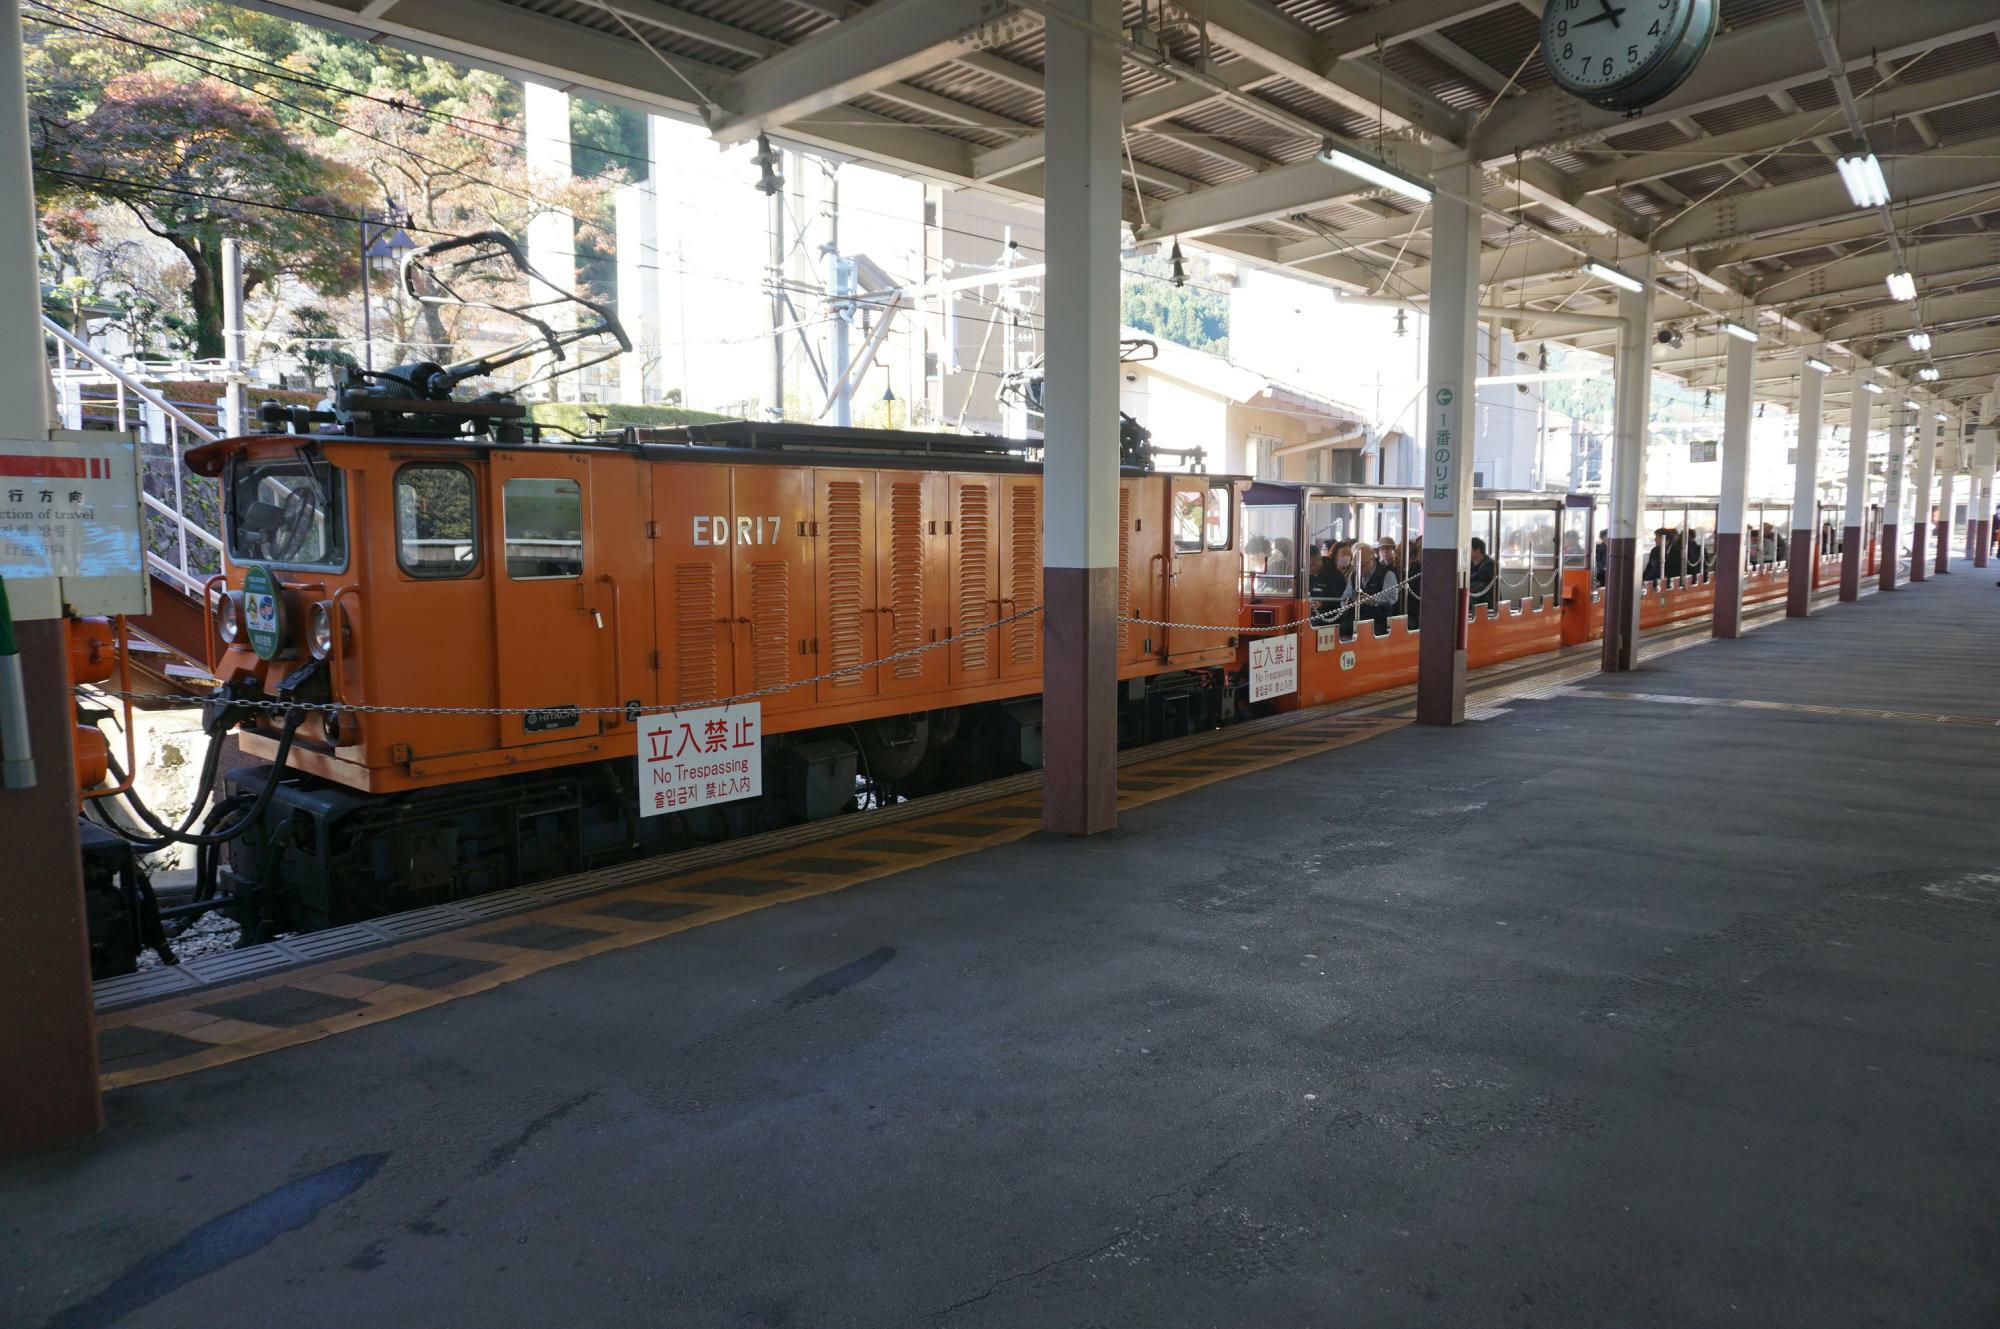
[1937,413,1950,422]
[1836,153,1890,209]
[1886,270,1918,301]
[1719,321,1760,343]
[1864,381,1886,394]
[1583,261,1644,293]
[1919,367,1940,381]
[1804,356,1833,374]
[1316,141,1433,203]
[1908,331,1932,351]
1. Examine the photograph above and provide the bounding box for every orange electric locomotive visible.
[82,234,1247,961]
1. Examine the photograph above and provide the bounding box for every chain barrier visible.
[76,602,1351,720]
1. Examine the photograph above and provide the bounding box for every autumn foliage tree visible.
[33,72,363,360]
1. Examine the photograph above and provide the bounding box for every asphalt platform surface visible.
[5,565,1999,1328]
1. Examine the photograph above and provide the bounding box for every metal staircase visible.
[43,317,225,682]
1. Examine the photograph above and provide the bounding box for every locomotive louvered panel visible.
[1119,486,1133,657]
[1007,483,1039,667]
[956,482,992,673]
[823,479,866,687]
[748,560,790,690]
[673,563,718,704]
[888,480,926,678]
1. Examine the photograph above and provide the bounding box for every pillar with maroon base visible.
[1415,157,1481,727]
[1038,0,1122,836]
[1787,353,1827,617]
[1839,367,1873,601]
[1713,329,1754,638]
[1934,426,1956,575]
[1601,257,1657,672]
[1909,410,1936,583]
[1973,427,1997,570]
[1878,396,1908,592]
[0,0,101,1157]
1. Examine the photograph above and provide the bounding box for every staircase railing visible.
[42,317,223,604]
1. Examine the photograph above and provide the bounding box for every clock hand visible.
[1573,7,1624,28]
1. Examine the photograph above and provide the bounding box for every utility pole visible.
[221,236,245,437]
[754,134,786,421]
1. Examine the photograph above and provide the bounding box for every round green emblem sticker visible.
[241,564,285,660]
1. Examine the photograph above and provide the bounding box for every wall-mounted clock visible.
[1540,0,1720,114]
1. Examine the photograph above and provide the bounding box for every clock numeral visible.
[1649,17,1662,34]
[1602,57,1614,76]
[1628,45,1639,63]
[1562,41,1573,61]
[1554,17,1567,36]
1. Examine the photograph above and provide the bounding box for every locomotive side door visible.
[1163,477,1240,664]
[489,450,610,746]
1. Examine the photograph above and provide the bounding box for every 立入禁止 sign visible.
[1248,634,1299,702]
[637,703,762,817]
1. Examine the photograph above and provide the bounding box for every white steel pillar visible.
[1713,331,1753,637]
[0,0,101,1154]
[1039,0,1122,837]
[1787,356,1826,616]
[1973,426,1997,569]
[1909,410,1937,582]
[1840,367,1873,601]
[1879,396,1908,592]
[1601,255,1657,672]
[1934,424,1957,575]
[1415,156,1482,726]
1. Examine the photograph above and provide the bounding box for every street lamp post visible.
[358,214,414,371]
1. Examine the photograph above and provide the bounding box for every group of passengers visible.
[1305,536,1452,635]
[1641,523,1791,585]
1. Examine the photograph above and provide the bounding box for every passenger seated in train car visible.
[1404,537,1423,629]
[1357,540,1399,636]
[1468,536,1498,612]
[1376,537,1403,613]
[1309,543,1347,620]
[1643,527,1684,584]
[1685,533,1706,579]
[1594,530,1608,586]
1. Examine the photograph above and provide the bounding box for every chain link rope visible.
[77,603,1343,720]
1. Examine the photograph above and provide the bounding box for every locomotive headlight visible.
[308,601,343,659]
[217,590,243,644]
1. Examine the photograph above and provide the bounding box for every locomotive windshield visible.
[227,455,346,569]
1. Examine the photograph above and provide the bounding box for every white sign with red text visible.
[1247,635,1299,703]
[637,703,762,817]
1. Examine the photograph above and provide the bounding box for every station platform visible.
[6,567,1999,1328]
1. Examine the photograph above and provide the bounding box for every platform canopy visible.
[238,0,2000,419]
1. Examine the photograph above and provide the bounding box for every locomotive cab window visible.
[1173,489,1207,552]
[503,478,584,579]
[1206,484,1233,550]
[396,463,477,577]
[227,455,345,570]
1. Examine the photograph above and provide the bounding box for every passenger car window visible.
[1206,485,1232,549]
[396,464,477,578]
[1173,489,1206,553]
[503,477,584,579]
[227,457,345,569]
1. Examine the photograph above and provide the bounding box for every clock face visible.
[1541,0,1704,106]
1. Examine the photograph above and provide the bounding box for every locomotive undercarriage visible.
[215,669,1232,939]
